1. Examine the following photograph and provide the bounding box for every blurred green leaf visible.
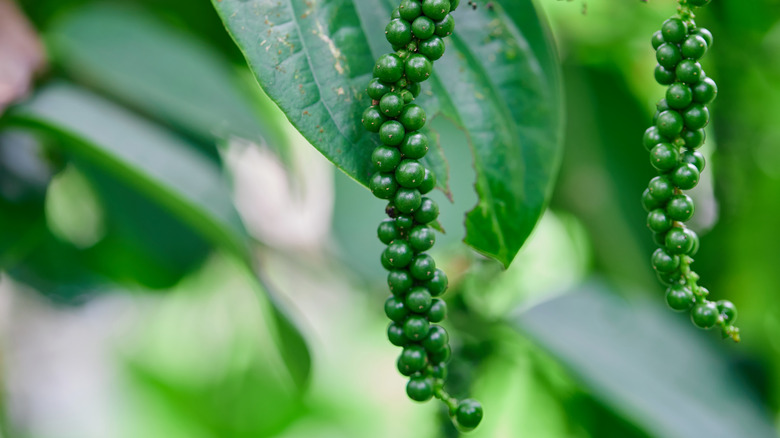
[511,283,778,438]
[46,3,288,161]
[4,83,250,259]
[212,0,563,267]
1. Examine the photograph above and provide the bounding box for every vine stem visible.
[434,386,459,415]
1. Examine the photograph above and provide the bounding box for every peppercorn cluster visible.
[642,0,739,342]
[360,0,483,430]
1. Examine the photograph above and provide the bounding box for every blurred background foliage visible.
[0,0,779,437]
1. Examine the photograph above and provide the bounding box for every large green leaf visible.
[211,0,563,267]
[46,3,288,161]
[3,83,249,261]
[511,283,778,438]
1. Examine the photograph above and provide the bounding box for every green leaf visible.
[211,0,563,267]
[4,83,250,260]
[46,3,288,160]
[510,283,778,438]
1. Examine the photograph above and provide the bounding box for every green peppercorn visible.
[372,146,402,172]
[666,83,693,109]
[422,0,451,21]
[374,53,404,83]
[370,172,399,199]
[665,226,694,255]
[395,188,423,213]
[656,43,682,69]
[643,126,665,151]
[681,128,706,149]
[380,92,405,118]
[666,194,695,222]
[378,219,400,244]
[652,247,681,272]
[648,175,675,201]
[386,19,413,46]
[396,159,425,188]
[411,16,435,40]
[681,34,708,59]
[385,240,414,268]
[428,298,447,322]
[647,209,673,233]
[651,30,665,49]
[692,77,718,104]
[676,59,703,84]
[666,284,695,311]
[405,53,433,83]
[405,286,433,313]
[385,296,409,322]
[414,197,439,223]
[403,315,430,340]
[642,188,665,212]
[409,225,436,252]
[423,325,449,352]
[400,131,430,158]
[650,142,681,172]
[455,399,484,430]
[398,344,428,374]
[388,269,414,295]
[419,36,446,60]
[399,104,427,131]
[691,302,719,329]
[362,106,386,132]
[681,149,706,172]
[406,376,434,401]
[399,0,422,21]
[410,253,436,280]
[434,14,455,37]
[671,163,700,190]
[654,65,676,85]
[380,120,406,146]
[418,168,436,194]
[426,269,448,296]
[388,322,410,346]
[717,300,738,324]
[656,110,684,138]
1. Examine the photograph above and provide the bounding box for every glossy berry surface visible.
[400,132,429,158]
[671,163,700,190]
[456,399,484,430]
[399,104,427,131]
[661,18,687,43]
[422,0,450,21]
[405,54,433,83]
[434,14,455,37]
[666,285,695,311]
[370,172,398,199]
[427,298,447,322]
[406,376,434,402]
[665,227,694,255]
[388,270,413,295]
[666,194,695,221]
[396,159,425,188]
[362,106,385,132]
[652,248,680,272]
[386,19,412,46]
[374,53,404,82]
[403,315,430,340]
[372,146,402,172]
[691,302,719,329]
[380,120,406,146]
[419,36,446,60]
[411,16,435,39]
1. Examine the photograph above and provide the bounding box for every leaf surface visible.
[212,0,563,266]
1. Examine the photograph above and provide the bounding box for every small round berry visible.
[419,36,446,60]
[405,53,433,83]
[379,93,405,118]
[385,18,412,46]
[455,399,484,430]
[426,268,448,296]
[406,81,422,98]
[362,106,385,132]
[661,18,688,43]
[385,240,414,268]
[398,345,428,375]
[665,227,694,255]
[394,188,423,213]
[717,300,738,324]
[650,143,680,172]
[380,120,406,146]
[684,227,700,256]
[666,83,693,109]
[671,163,700,190]
[385,296,409,322]
[642,188,665,212]
[656,43,682,69]
[406,376,434,402]
[652,231,668,248]
[423,325,449,352]
[666,284,695,311]
[400,131,430,158]
[370,172,398,199]
[434,14,455,37]
[657,269,683,286]
[691,302,719,329]
[396,214,415,230]
[399,0,422,21]
[692,28,713,47]
[428,298,447,322]
[676,60,703,84]
[681,128,706,150]
[403,315,430,340]
[372,146,402,172]
[647,209,673,233]
[411,16,435,40]
[428,344,450,363]
[683,104,710,130]
[387,322,409,346]
[410,253,436,281]
[414,197,439,223]
[367,78,391,100]
[652,247,680,272]
[391,8,401,19]
[381,250,394,270]
[654,65,676,85]
[656,110,684,138]
[643,126,664,151]
[374,53,404,83]
[666,194,695,222]
[651,30,665,49]
[409,225,436,252]
[681,149,706,172]
[692,77,718,104]
[388,270,414,295]
[419,168,436,194]
[430,362,447,379]
[378,219,400,244]
[648,175,675,202]
[422,0,451,21]
[681,34,708,59]
[405,286,433,313]
[396,159,426,188]
[399,104,427,131]
[400,89,414,103]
